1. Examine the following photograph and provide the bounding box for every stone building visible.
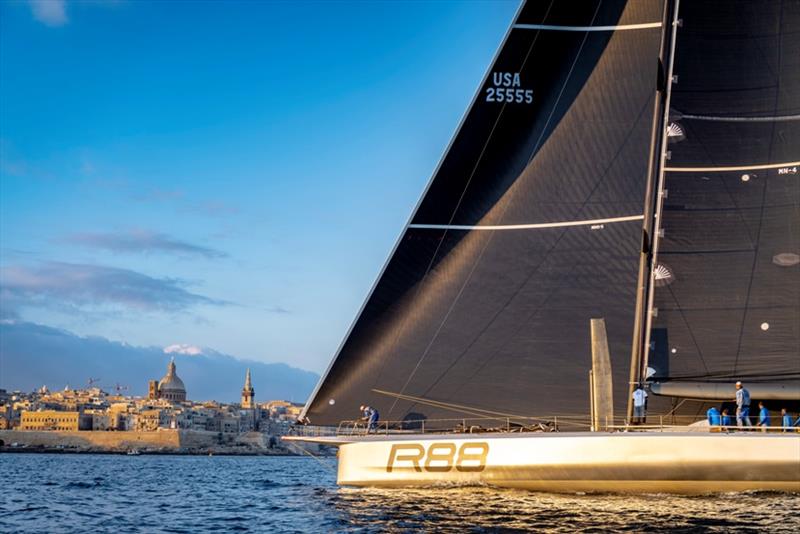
[147,358,187,403]
[134,409,161,431]
[20,410,92,431]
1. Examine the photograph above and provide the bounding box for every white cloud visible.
[62,230,228,259]
[1,261,226,313]
[164,343,204,356]
[28,0,68,27]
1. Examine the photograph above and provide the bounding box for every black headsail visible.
[302,0,666,427]
[645,0,800,411]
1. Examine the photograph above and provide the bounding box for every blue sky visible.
[0,0,518,374]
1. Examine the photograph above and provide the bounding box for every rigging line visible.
[526,2,601,166]
[664,398,689,418]
[409,215,644,231]
[373,389,532,420]
[283,441,337,475]
[422,98,657,402]
[513,22,662,32]
[665,284,711,378]
[385,0,559,417]
[376,396,504,421]
[678,113,800,122]
[665,161,800,172]
[384,110,508,417]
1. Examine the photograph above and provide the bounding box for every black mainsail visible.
[302,0,667,426]
[644,0,800,411]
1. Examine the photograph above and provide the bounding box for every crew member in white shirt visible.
[632,385,648,424]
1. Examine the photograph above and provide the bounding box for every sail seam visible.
[409,214,644,231]
[665,161,800,172]
[513,22,662,32]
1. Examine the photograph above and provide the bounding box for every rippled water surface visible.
[1,453,798,532]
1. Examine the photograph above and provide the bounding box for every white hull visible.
[289,431,800,494]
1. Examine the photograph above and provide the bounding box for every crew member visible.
[757,402,770,431]
[359,405,379,434]
[706,406,721,426]
[735,381,752,428]
[632,385,648,424]
[367,406,380,433]
[781,408,793,432]
[721,408,732,428]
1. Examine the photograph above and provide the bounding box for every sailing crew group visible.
[704,382,800,431]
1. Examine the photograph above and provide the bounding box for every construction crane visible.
[114,383,129,395]
[87,377,101,387]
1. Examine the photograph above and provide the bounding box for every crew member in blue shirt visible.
[735,381,752,428]
[706,406,721,426]
[781,408,793,432]
[367,406,380,433]
[721,408,732,428]
[359,404,379,433]
[756,402,770,431]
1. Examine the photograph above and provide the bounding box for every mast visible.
[626,0,681,423]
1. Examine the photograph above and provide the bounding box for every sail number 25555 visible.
[486,72,533,104]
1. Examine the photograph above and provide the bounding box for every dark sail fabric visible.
[648,1,800,402]
[303,0,665,427]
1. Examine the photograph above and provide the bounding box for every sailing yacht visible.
[286,0,800,493]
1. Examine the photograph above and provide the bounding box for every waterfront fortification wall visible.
[0,429,181,451]
[0,429,307,455]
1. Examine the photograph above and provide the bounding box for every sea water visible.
[1,453,798,532]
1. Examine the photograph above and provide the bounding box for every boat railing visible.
[332,414,800,436]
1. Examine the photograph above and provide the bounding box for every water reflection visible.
[329,486,799,533]
[0,454,797,533]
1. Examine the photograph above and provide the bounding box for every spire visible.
[167,357,176,376]
[241,368,255,409]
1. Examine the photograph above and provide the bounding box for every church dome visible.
[158,358,187,401]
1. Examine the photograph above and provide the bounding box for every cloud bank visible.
[63,230,227,259]
[0,321,319,403]
[28,0,68,27]
[1,261,224,313]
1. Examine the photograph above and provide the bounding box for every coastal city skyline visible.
[1,357,313,456]
[0,0,519,387]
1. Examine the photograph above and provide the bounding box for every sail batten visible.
[513,23,662,32]
[665,161,800,172]
[409,214,644,231]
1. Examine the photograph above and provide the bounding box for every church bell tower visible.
[241,369,255,409]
